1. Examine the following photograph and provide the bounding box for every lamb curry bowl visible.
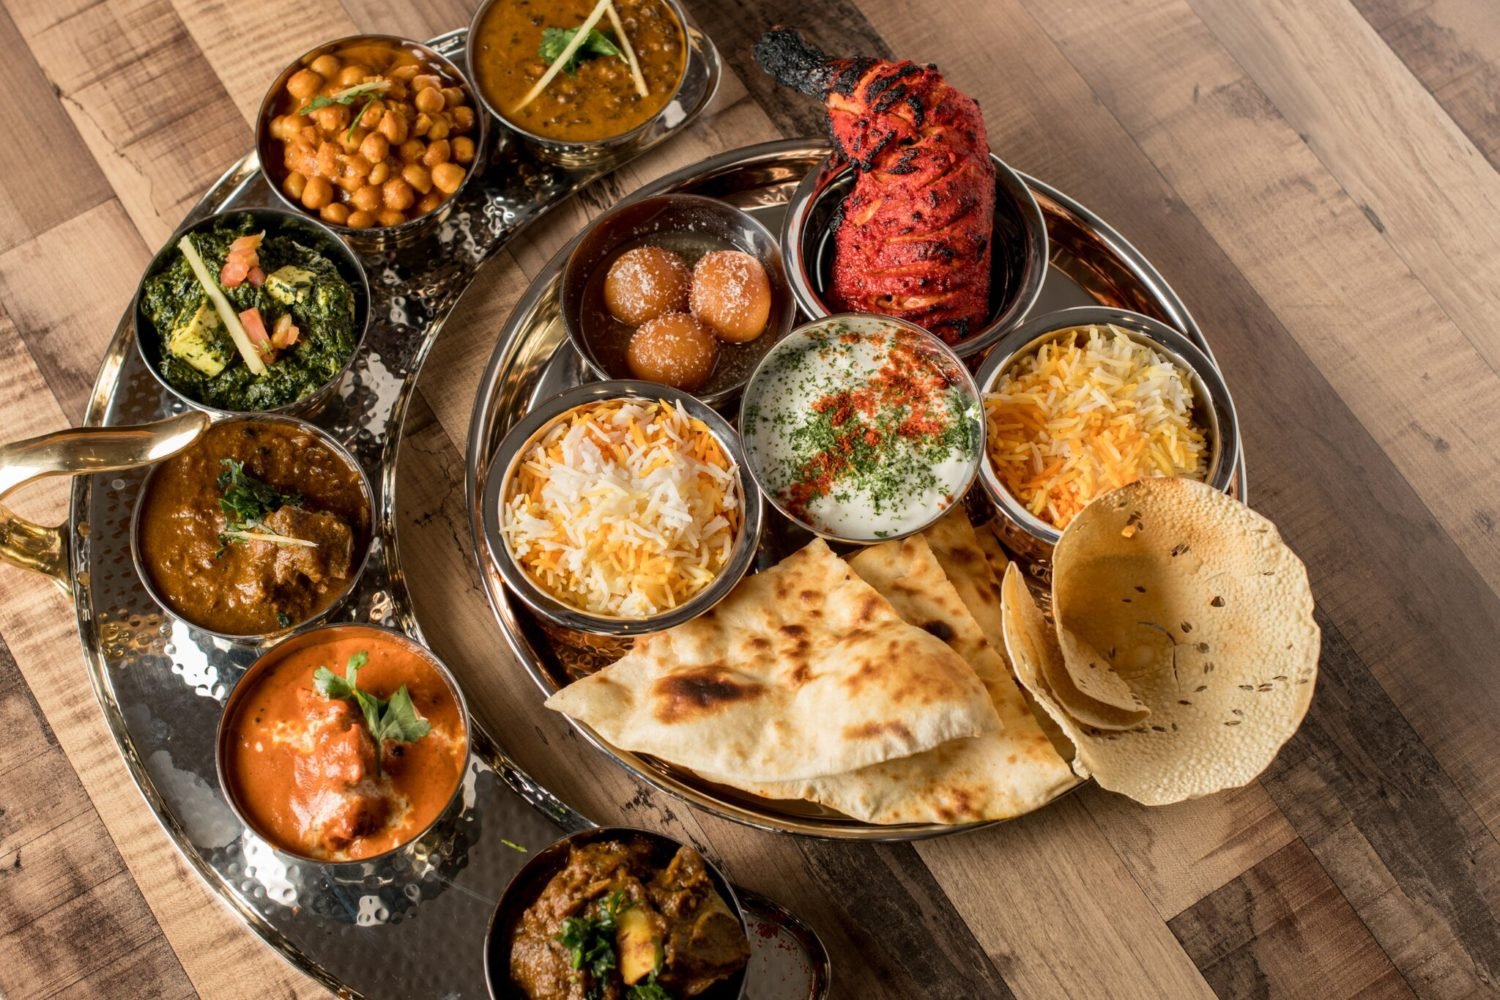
[218,624,470,862]
[133,416,372,639]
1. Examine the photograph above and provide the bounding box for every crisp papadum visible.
[545,538,999,783]
[703,534,1077,824]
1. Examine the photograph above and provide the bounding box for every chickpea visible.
[412,73,441,91]
[416,191,442,215]
[441,86,465,109]
[340,128,364,154]
[282,171,307,201]
[399,139,426,162]
[286,69,323,102]
[313,103,349,132]
[320,201,350,225]
[426,115,451,141]
[336,64,369,87]
[451,106,475,133]
[377,208,406,227]
[269,113,306,141]
[390,63,420,83]
[382,177,415,211]
[414,86,445,114]
[315,141,338,178]
[423,139,450,167]
[347,209,376,229]
[309,54,341,78]
[301,175,333,210]
[413,112,433,138]
[355,99,384,130]
[451,136,476,165]
[358,131,390,164]
[385,80,408,101]
[401,162,432,194]
[289,141,318,178]
[368,160,392,185]
[351,183,382,212]
[431,162,465,195]
[378,109,408,144]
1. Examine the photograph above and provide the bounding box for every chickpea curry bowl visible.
[258,35,487,237]
[134,210,368,415]
[132,416,373,641]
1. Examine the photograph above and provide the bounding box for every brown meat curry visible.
[510,836,748,999]
[137,419,369,636]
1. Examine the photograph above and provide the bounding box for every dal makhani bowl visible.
[973,306,1241,562]
[217,623,470,864]
[132,415,373,642]
[483,381,763,636]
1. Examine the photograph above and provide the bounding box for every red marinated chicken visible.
[755,28,995,342]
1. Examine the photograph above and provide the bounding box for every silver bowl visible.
[466,0,692,169]
[738,313,984,545]
[482,825,749,1000]
[130,413,375,645]
[255,34,490,254]
[781,151,1048,359]
[560,193,796,408]
[972,305,1242,562]
[133,207,371,419]
[481,380,764,637]
[215,622,471,867]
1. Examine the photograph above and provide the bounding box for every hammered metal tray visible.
[466,137,1248,841]
[0,25,829,1000]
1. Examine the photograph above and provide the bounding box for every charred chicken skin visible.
[755,28,995,343]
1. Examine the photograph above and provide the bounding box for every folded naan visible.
[545,539,999,783]
[702,527,1078,824]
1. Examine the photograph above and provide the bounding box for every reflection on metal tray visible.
[39,25,826,1000]
[466,137,1248,841]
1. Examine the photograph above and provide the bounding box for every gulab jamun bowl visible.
[560,194,796,408]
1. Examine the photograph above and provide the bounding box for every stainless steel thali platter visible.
[466,136,1249,841]
[0,26,833,1000]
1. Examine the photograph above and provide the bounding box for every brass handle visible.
[0,412,210,591]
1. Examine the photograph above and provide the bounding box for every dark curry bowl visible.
[561,194,796,408]
[133,207,371,420]
[466,0,690,170]
[484,826,749,1000]
[214,622,472,868]
[130,413,375,645]
[256,34,490,254]
[781,151,1048,361]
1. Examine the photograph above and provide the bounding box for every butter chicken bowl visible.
[216,623,470,865]
[133,208,370,417]
[484,826,750,1000]
[131,415,373,643]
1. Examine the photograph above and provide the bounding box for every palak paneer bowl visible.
[133,208,371,418]
[216,623,471,865]
[131,414,374,643]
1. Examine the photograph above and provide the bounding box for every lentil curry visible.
[137,419,370,636]
[472,0,686,143]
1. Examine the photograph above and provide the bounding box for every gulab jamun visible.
[690,250,772,343]
[604,246,692,326]
[626,312,720,391]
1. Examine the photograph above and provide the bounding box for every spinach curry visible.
[141,218,358,411]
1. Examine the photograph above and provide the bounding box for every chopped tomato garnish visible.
[271,313,301,350]
[246,266,266,287]
[220,232,265,289]
[239,307,276,362]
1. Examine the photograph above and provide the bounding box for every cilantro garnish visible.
[297,79,391,115]
[313,650,431,777]
[539,26,623,74]
[215,458,304,550]
[557,890,631,997]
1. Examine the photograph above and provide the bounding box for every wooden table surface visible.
[2,0,1499,996]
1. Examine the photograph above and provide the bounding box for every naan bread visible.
[545,539,999,783]
[703,533,1077,824]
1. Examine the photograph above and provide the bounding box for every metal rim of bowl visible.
[971,304,1243,550]
[780,151,1049,360]
[214,621,473,868]
[737,312,986,545]
[464,0,691,157]
[560,192,798,408]
[481,825,749,1000]
[481,379,765,637]
[132,206,373,419]
[254,33,491,243]
[130,413,376,645]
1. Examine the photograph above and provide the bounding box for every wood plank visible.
[337,0,473,40]
[1170,839,1414,1000]
[0,5,112,254]
[1355,0,1500,170]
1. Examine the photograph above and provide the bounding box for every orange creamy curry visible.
[223,629,467,860]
